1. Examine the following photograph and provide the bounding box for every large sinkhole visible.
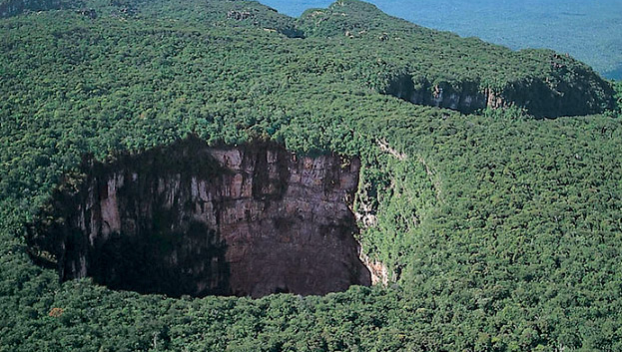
[28,137,371,298]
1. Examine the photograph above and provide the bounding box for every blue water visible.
[260,0,622,79]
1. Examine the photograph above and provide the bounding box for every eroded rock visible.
[29,137,371,298]
[382,71,614,117]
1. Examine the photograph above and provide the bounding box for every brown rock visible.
[30,137,371,298]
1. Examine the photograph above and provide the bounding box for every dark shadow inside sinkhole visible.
[28,137,371,298]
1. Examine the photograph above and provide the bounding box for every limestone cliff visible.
[29,137,371,298]
[383,67,615,118]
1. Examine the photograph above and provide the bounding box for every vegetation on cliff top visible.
[1,0,622,350]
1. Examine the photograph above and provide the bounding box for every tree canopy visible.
[1,0,622,351]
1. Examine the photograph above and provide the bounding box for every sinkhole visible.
[28,137,371,298]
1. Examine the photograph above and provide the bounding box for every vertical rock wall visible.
[383,71,615,117]
[30,137,371,298]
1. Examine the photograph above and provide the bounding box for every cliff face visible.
[384,75,484,114]
[384,68,615,118]
[30,137,371,298]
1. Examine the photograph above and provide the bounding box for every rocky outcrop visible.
[75,8,97,19]
[29,137,371,298]
[227,10,254,21]
[383,70,615,118]
[0,0,60,18]
[384,74,485,114]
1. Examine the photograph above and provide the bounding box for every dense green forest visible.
[2,0,622,350]
[262,0,622,80]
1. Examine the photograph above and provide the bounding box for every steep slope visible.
[298,0,614,117]
[28,138,370,298]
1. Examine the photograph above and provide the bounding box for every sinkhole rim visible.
[27,137,373,299]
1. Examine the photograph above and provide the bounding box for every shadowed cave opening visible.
[28,137,371,298]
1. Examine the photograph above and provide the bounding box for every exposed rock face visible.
[0,0,60,18]
[384,71,615,118]
[384,75,485,114]
[30,137,371,298]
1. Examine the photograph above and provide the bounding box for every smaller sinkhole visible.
[28,137,371,298]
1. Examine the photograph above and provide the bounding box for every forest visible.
[1,0,622,351]
[261,0,622,80]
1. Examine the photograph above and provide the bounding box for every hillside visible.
[261,0,622,80]
[1,0,622,351]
